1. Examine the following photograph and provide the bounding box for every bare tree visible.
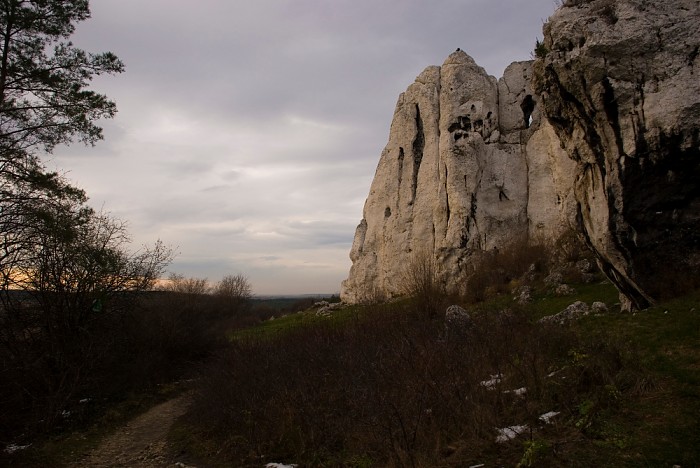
[213,274,253,316]
[214,274,252,302]
[161,273,211,296]
[0,196,172,426]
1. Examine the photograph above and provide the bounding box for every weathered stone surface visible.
[445,304,472,330]
[514,285,533,304]
[534,0,700,310]
[544,271,564,287]
[539,300,590,325]
[555,284,576,296]
[591,301,609,314]
[343,0,699,308]
[341,51,577,303]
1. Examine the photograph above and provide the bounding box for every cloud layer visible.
[52,0,557,295]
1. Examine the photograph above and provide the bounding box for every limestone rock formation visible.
[534,0,700,310]
[341,51,577,303]
[343,0,700,310]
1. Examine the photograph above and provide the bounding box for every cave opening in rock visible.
[521,95,535,128]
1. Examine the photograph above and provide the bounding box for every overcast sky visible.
[51,0,558,296]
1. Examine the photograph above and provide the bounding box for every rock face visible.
[534,0,700,310]
[343,0,700,310]
[341,51,577,303]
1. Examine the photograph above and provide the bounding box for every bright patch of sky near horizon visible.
[52,0,559,295]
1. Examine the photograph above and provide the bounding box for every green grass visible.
[230,301,385,342]
[212,281,699,467]
[551,288,700,467]
[14,281,698,467]
[525,280,621,319]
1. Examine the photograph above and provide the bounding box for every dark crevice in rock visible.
[411,104,425,204]
[540,67,583,136]
[521,95,535,128]
[448,116,471,133]
[449,115,477,142]
[460,219,469,248]
[655,28,663,51]
[601,77,626,159]
[544,67,607,174]
[398,147,404,202]
[688,45,699,71]
[631,77,648,154]
[445,165,451,225]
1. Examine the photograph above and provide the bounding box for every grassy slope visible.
[202,282,699,467]
[570,291,700,466]
[14,282,696,466]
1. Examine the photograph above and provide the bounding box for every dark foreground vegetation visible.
[2,235,698,467]
[0,270,339,466]
[178,286,699,467]
[161,241,698,467]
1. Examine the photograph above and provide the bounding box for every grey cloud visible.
[55,0,558,294]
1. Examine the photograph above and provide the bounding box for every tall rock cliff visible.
[342,0,700,309]
[341,51,577,303]
[534,0,700,310]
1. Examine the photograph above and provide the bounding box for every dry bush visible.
[183,300,638,467]
[400,249,447,316]
[462,237,550,303]
[551,227,590,264]
[354,281,387,306]
[160,273,211,295]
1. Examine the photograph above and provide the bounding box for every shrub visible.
[0,278,249,440]
[400,249,446,316]
[461,236,549,303]
[183,297,639,466]
[534,39,548,59]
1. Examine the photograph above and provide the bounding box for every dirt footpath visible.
[72,395,194,467]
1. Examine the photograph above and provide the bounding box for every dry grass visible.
[183,299,638,467]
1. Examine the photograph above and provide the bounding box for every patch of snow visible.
[539,411,560,424]
[61,410,71,418]
[4,444,31,454]
[469,464,485,468]
[266,464,298,468]
[79,398,91,404]
[495,424,528,443]
[480,373,502,389]
[504,386,527,396]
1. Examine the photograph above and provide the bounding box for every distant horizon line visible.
[253,293,339,299]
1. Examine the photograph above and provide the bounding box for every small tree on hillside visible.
[214,273,252,311]
[400,249,445,316]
